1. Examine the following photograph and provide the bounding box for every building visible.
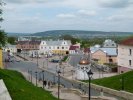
[3,44,17,54]
[83,48,90,55]
[17,40,71,56]
[103,39,117,48]
[39,40,71,55]
[69,45,79,54]
[91,47,117,64]
[118,38,133,73]
[16,40,41,57]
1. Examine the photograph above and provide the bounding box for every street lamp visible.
[57,69,61,100]
[37,51,39,67]
[86,69,93,100]
[42,70,45,89]
[120,76,124,91]
[30,70,32,83]
[35,71,38,86]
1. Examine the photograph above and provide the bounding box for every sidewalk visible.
[21,71,81,100]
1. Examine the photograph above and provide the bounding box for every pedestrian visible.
[43,80,47,87]
[100,88,104,96]
[48,81,50,89]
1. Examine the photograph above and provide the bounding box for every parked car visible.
[51,59,60,63]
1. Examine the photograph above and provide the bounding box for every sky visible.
[1,0,133,33]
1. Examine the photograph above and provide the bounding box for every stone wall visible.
[0,80,12,100]
[91,83,133,100]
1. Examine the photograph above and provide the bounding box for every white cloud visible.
[107,14,133,22]
[78,10,97,16]
[98,0,133,8]
[56,14,76,18]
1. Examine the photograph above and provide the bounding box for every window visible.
[109,59,113,63]
[64,42,65,44]
[62,47,64,49]
[129,49,132,55]
[41,47,43,49]
[49,47,51,49]
[57,47,59,49]
[129,60,132,66]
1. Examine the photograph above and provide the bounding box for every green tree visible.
[0,1,7,48]
[60,35,80,44]
[8,37,16,45]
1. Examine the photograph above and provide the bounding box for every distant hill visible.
[31,30,133,38]
[6,32,31,37]
[6,30,133,38]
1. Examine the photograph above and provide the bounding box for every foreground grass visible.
[0,69,57,100]
[83,71,133,93]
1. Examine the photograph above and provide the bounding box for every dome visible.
[79,59,90,65]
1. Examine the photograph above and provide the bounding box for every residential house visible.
[118,38,133,73]
[91,47,117,64]
[17,40,71,56]
[16,40,41,57]
[103,39,117,48]
[83,48,90,55]
[69,46,79,54]
[3,44,17,54]
[39,40,71,55]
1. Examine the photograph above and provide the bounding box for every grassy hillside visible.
[83,71,133,93]
[0,69,57,100]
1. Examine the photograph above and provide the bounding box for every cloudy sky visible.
[1,0,133,33]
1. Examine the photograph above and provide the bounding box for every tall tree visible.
[0,1,7,48]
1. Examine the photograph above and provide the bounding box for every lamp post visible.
[35,71,38,86]
[42,70,45,89]
[30,70,32,83]
[120,76,124,91]
[57,70,61,100]
[86,69,93,100]
[37,51,38,67]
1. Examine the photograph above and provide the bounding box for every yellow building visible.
[0,49,3,69]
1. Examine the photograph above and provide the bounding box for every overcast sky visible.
[1,0,133,33]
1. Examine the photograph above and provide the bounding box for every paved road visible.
[3,53,124,100]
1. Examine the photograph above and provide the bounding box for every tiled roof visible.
[46,40,71,46]
[90,47,117,56]
[84,48,90,53]
[17,41,41,45]
[120,38,133,46]
[69,46,79,50]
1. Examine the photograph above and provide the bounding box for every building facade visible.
[39,40,71,55]
[17,40,71,56]
[118,38,133,73]
[103,39,117,48]
[3,44,17,54]
[91,48,117,64]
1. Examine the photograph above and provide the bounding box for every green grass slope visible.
[83,71,133,93]
[0,69,57,100]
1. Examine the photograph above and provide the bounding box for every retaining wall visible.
[0,79,12,100]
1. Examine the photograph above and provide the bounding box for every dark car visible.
[51,59,60,63]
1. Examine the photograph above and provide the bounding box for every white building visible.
[39,40,71,55]
[103,39,117,48]
[118,38,133,73]
[3,44,17,54]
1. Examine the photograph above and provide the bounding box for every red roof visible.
[69,46,79,50]
[120,37,133,46]
[84,48,90,53]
